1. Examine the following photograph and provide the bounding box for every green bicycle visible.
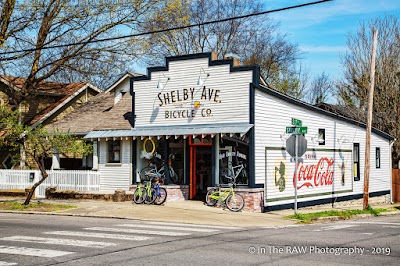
[205,182,245,212]
[132,180,155,204]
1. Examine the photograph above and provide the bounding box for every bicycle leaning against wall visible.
[133,163,167,205]
[205,163,245,212]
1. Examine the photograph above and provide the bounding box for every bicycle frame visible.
[209,185,235,202]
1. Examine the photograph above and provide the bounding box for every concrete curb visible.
[0,209,144,221]
[312,211,400,223]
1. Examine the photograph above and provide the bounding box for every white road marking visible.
[348,222,400,226]
[361,233,374,235]
[311,224,358,232]
[0,245,73,258]
[144,221,243,230]
[45,231,151,241]
[1,236,116,248]
[0,261,18,266]
[118,224,219,233]
[85,227,191,236]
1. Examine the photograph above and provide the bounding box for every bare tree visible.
[0,0,18,47]
[305,72,334,105]
[337,15,400,167]
[139,0,305,98]
[0,0,159,99]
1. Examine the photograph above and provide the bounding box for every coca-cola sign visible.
[293,157,334,190]
[266,148,352,202]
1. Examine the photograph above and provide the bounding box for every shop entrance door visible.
[189,135,212,200]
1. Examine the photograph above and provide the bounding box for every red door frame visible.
[189,135,212,199]
[189,146,197,199]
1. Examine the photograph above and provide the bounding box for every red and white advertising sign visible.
[265,148,353,202]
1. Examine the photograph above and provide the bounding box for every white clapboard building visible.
[81,53,394,211]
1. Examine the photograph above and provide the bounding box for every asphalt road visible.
[0,213,399,266]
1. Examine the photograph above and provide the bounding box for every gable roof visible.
[0,75,102,127]
[48,91,132,134]
[104,72,143,93]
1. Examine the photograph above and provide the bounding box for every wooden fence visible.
[393,169,400,203]
[0,170,100,198]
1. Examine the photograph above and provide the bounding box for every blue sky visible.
[264,0,400,81]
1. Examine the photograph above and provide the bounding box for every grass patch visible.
[285,206,391,223]
[0,201,76,212]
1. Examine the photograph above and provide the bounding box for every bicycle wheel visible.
[154,187,167,205]
[225,193,244,212]
[144,187,157,204]
[205,189,217,206]
[133,186,146,204]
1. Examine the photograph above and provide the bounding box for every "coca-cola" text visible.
[292,157,334,190]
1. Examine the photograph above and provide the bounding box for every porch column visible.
[212,134,219,186]
[20,143,26,170]
[51,148,60,170]
[92,140,99,170]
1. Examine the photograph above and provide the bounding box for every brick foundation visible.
[207,187,264,212]
[45,187,134,202]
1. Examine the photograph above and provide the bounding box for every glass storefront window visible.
[137,137,184,184]
[168,138,185,184]
[218,134,249,185]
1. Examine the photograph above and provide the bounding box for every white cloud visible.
[267,0,400,29]
[300,45,347,53]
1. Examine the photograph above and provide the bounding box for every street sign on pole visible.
[286,126,308,134]
[285,134,307,214]
[291,118,302,127]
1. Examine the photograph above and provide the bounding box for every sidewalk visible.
[1,198,399,227]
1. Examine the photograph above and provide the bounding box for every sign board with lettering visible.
[132,55,254,127]
[264,147,353,203]
[291,118,302,127]
[286,126,308,134]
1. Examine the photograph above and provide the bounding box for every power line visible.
[0,0,332,56]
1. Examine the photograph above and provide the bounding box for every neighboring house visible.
[0,75,101,169]
[48,72,141,189]
[48,54,395,211]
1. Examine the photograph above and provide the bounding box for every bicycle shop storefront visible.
[128,53,259,202]
[131,124,252,200]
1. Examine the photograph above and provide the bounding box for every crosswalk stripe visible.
[1,236,116,248]
[0,245,73,258]
[0,261,18,266]
[85,227,191,236]
[117,224,219,233]
[44,231,152,241]
[144,221,243,230]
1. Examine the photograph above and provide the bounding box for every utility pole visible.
[363,29,378,210]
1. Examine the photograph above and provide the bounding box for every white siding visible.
[134,58,252,127]
[98,139,132,192]
[254,89,391,206]
[114,78,130,104]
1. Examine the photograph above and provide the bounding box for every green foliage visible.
[285,207,390,223]
[0,104,93,166]
[0,201,75,212]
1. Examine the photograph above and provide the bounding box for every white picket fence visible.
[0,169,100,198]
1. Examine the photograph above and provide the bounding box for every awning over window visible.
[83,123,253,139]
